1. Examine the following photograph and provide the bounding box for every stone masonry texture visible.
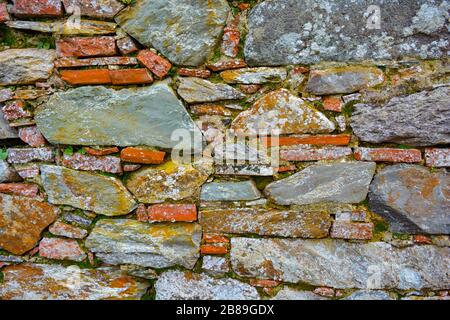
[0,0,449,301]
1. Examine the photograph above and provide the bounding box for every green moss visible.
[63,146,74,156]
[374,220,389,233]
[0,148,7,160]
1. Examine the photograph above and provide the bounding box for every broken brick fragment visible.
[11,0,63,17]
[57,36,117,58]
[178,68,211,78]
[84,146,119,156]
[262,134,351,147]
[354,148,422,163]
[109,69,153,85]
[0,183,39,198]
[200,244,228,255]
[116,36,139,55]
[323,96,343,112]
[137,50,172,78]
[120,147,165,164]
[146,204,197,222]
[18,126,46,147]
[2,100,32,121]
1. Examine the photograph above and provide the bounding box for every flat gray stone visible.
[35,82,202,150]
[40,165,137,216]
[177,77,245,103]
[202,256,230,276]
[200,180,261,201]
[85,219,201,269]
[220,67,287,84]
[0,160,21,183]
[369,165,450,235]
[0,49,56,85]
[0,110,18,139]
[244,0,449,66]
[343,290,394,300]
[155,270,259,300]
[264,162,376,205]
[272,288,328,300]
[231,238,450,290]
[351,86,450,146]
[115,0,230,66]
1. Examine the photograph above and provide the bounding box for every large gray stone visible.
[40,165,137,216]
[115,0,230,66]
[155,270,260,300]
[244,0,449,66]
[264,162,376,205]
[0,49,56,86]
[369,165,450,235]
[177,77,245,103]
[200,180,261,201]
[35,82,202,150]
[0,110,18,139]
[231,238,450,290]
[85,219,202,269]
[351,87,450,146]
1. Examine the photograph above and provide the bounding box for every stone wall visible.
[0,0,449,300]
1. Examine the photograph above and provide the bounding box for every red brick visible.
[137,50,172,78]
[413,235,433,245]
[323,96,343,112]
[203,234,230,244]
[2,100,31,121]
[237,3,250,11]
[110,69,153,85]
[190,104,232,116]
[11,0,63,17]
[116,36,139,55]
[61,152,122,174]
[262,134,351,147]
[145,204,197,222]
[0,2,10,22]
[7,147,54,164]
[249,279,280,288]
[330,221,373,240]
[313,287,335,297]
[281,146,352,161]
[222,27,240,58]
[238,84,261,94]
[354,147,422,163]
[38,237,86,262]
[425,148,450,168]
[18,126,46,147]
[62,0,125,20]
[0,183,39,198]
[57,36,117,58]
[178,68,211,78]
[120,147,165,164]
[60,69,112,85]
[200,244,228,255]
[206,59,247,72]
[84,146,119,156]
[275,165,297,173]
[55,56,138,68]
[49,220,88,239]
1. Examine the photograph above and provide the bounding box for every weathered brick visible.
[11,0,63,17]
[237,3,250,11]
[116,36,139,55]
[55,56,138,68]
[203,233,230,244]
[262,134,351,147]
[135,204,148,222]
[200,244,228,255]
[49,220,88,239]
[238,84,261,94]
[60,69,112,85]
[2,100,32,121]
[62,0,125,19]
[137,50,172,78]
[18,126,46,147]
[414,235,433,245]
[281,146,352,161]
[38,237,86,262]
[120,147,165,164]
[313,287,335,297]
[109,69,153,85]
[425,148,450,167]
[7,147,54,164]
[249,279,280,288]
[0,183,39,198]
[221,19,240,58]
[178,68,211,78]
[323,96,343,112]
[275,165,297,173]
[190,104,232,116]
[206,59,247,72]
[0,2,10,22]
[84,146,119,156]
[354,147,422,163]
[330,221,373,240]
[61,152,122,174]
[146,204,197,222]
[57,36,117,58]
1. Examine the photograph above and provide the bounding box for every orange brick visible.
[146,204,197,222]
[12,0,63,17]
[203,234,230,244]
[0,2,10,22]
[109,69,153,85]
[414,235,433,245]
[178,68,211,78]
[60,69,111,85]
[200,244,228,255]
[249,279,280,288]
[84,147,119,156]
[262,134,352,147]
[120,147,165,164]
[275,165,297,173]
[323,96,343,112]
[237,3,250,11]
[57,36,117,58]
[137,50,172,78]
[354,148,422,163]
[0,183,39,198]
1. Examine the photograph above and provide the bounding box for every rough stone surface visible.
[0,160,21,183]
[351,87,450,146]
[369,165,449,235]
[200,207,331,238]
[125,160,211,204]
[177,77,245,103]
[115,0,230,66]
[425,148,450,167]
[85,219,201,269]
[343,290,394,300]
[41,165,136,216]
[220,67,287,84]
[264,162,376,205]
[202,256,230,276]
[61,153,122,174]
[0,49,56,85]
[49,220,88,239]
[6,19,117,35]
[62,0,125,19]
[7,147,54,164]
[0,193,59,255]
[200,181,261,201]
[0,263,149,300]
[244,0,449,66]
[231,238,450,290]
[272,288,328,300]
[0,110,18,139]
[35,82,202,150]
[155,270,260,300]
[38,237,86,262]
[230,89,335,136]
